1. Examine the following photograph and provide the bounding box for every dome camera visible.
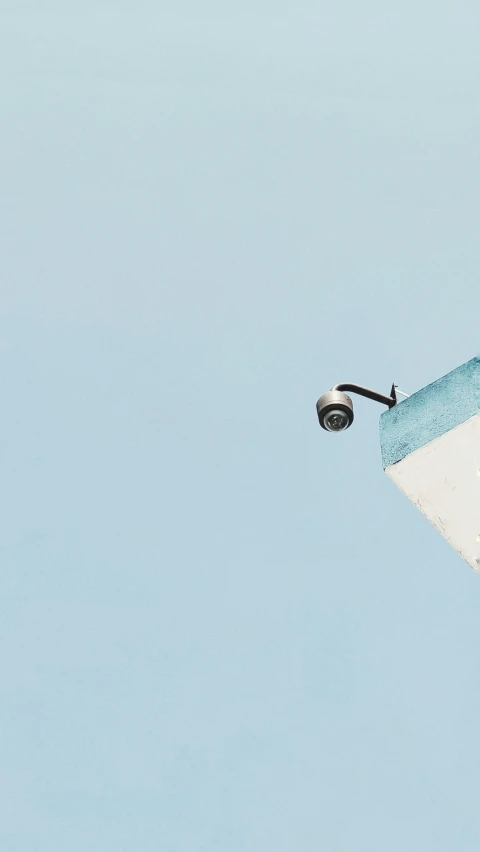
[316,382,398,433]
[316,390,354,432]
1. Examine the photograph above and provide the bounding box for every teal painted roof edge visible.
[380,357,480,469]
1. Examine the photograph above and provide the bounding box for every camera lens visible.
[323,408,351,432]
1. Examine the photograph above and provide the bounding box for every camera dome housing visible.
[316,391,354,432]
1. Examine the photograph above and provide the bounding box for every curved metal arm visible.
[331,382,397,409]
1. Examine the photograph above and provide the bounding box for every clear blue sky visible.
[1,2,480,849]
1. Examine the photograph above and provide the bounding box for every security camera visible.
[316,383,398,432]
[316,391,354,432]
